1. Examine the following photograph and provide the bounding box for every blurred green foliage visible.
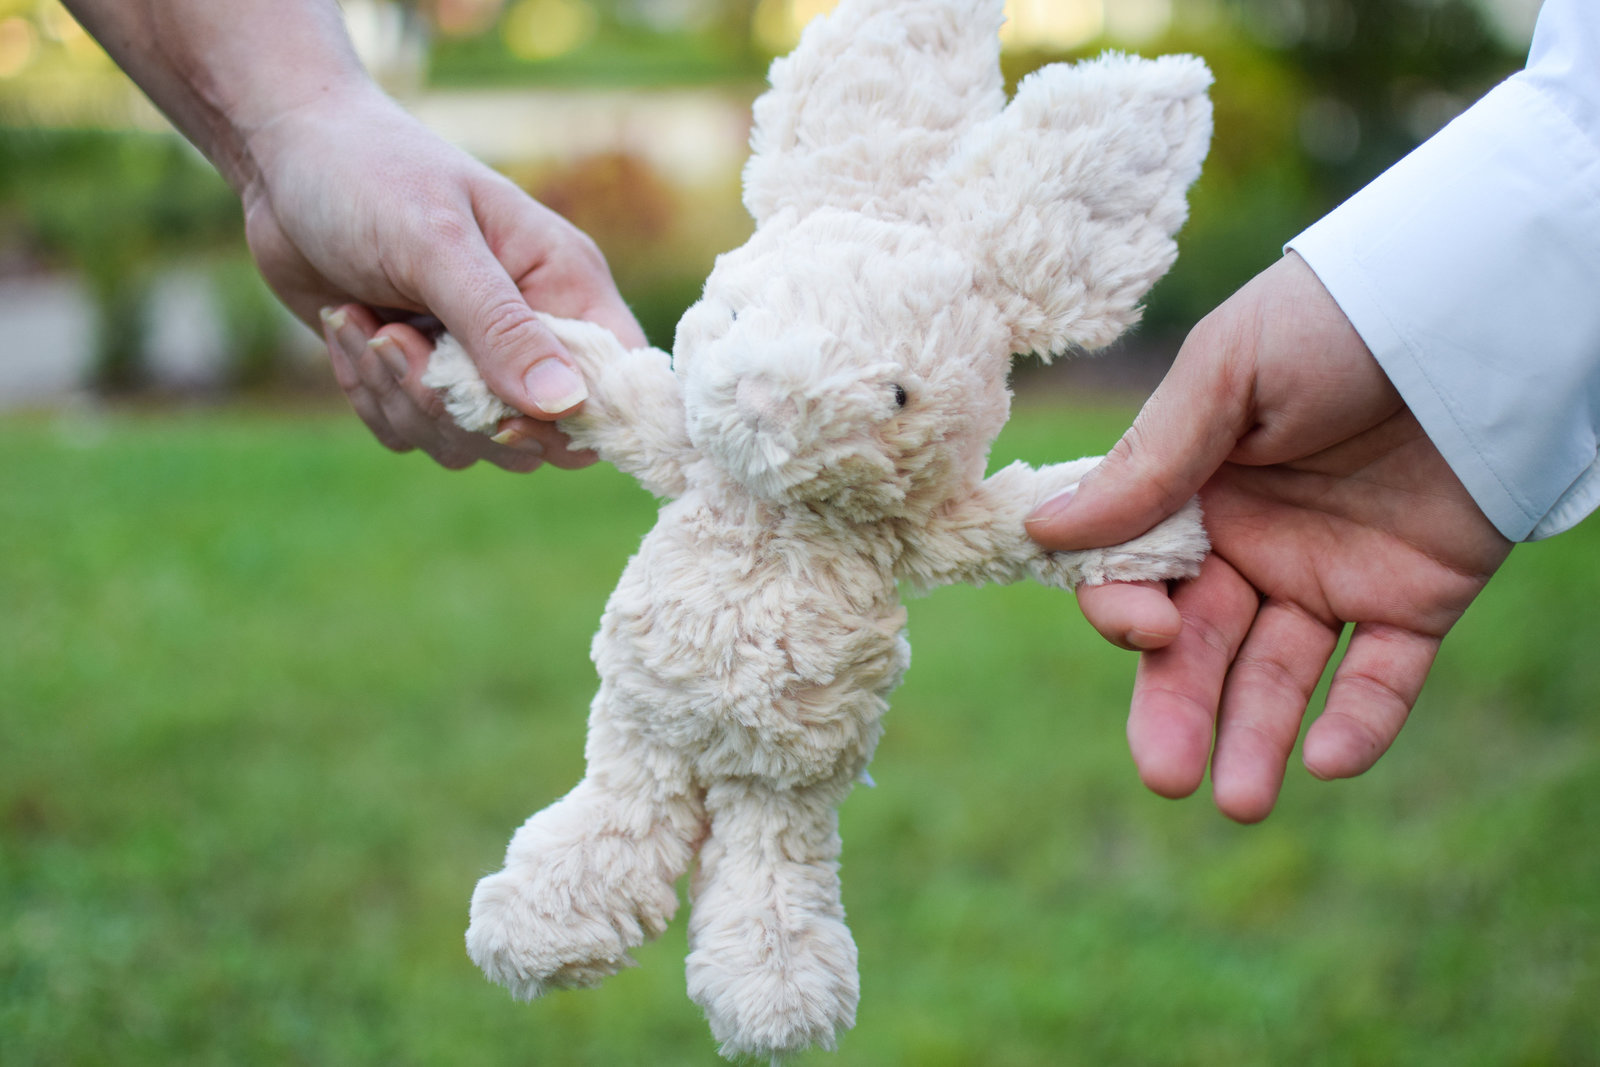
[0,126,251,389]
[1,404,1595,1065]
[0,0,1530,384]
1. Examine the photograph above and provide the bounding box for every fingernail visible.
[320,306,347,332]
[369,336,409,379]
[1025,485,1077,526]
[1127,629,1168,651]
[523,358,587,414]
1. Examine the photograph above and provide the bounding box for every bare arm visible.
[64,0,643,471]
[60,0,360,192]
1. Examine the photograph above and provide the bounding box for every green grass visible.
[2,402,1597,1067]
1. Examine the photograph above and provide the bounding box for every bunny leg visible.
[685,774,859,1059]
[467,747,705,1000]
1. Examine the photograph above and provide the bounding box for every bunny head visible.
[676,210,1009,519]
[671,0,1212,522]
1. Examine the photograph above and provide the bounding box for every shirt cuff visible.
[1288,75,1600,541]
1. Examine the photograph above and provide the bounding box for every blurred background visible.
[0,0,1543,405]
[7,3,1598,1067]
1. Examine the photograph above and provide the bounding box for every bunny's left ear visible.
[943,53,1212,358]
[742,0,1008,226]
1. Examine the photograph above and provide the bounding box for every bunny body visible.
[426,0,1214,1056]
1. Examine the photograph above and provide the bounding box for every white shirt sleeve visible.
[1286,0,1600,541]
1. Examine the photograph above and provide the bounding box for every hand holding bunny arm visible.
[424,315,694,500]
[1029,0,1599,822]
[1026,254,1513,823]
[894,459,1205,598]
[62,0,644,470]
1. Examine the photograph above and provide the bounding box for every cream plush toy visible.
[424,0,1212,1057]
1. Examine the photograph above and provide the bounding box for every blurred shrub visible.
[533,150,675,248]
[210,253,296,389]
[510,148,750,348]
[0,126,240,389]
[0,126,315,391]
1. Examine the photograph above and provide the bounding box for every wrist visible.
[232,72,388,202]
[64,1,374,194]
[203,36,376,196]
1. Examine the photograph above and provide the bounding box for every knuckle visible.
[1335,671,1412,715]
[431,445,478,471]
[1229,655,1305,701]
[1107,418,1191,516]
[477,297,541,353]
[1182,610,1237,662]
[411,200,474,248]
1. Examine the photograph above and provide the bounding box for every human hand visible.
[240,80,646,469]
[1026,253,1512,822]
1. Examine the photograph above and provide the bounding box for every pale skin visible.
[62,0,645,470]
[1026,252,1513,822]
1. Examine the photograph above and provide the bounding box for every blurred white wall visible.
[0,275,95,409]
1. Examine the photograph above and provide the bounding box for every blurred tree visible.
[0,128,244,391]
[1267,0,1522,204]
[1122,0,1526,334]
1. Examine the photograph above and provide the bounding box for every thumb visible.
[1025,318,1255,551]
[421,246,590,420]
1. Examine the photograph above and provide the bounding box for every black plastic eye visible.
[892,384,908,408]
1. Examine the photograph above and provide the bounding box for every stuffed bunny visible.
[424,0,1212,1057]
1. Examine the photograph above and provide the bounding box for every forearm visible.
[62,0,370,193]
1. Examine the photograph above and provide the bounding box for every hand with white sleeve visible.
[1026,253,1513,823]
[1030,0,1600,822]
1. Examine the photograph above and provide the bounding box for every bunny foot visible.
[685,779,859,1058]
[466,776,703,999]
[686,891,859,1059]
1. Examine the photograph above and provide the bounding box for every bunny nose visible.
[735,375,798,432]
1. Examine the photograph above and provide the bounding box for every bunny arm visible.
[422,314,694,500]
[895,459,1208,594]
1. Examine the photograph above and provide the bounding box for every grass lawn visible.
[2,400,1596,1066]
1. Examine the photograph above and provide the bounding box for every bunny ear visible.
[944,52,1213,359]
[742,0,1008,226]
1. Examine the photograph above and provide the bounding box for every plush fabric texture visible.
[422,0,1212,1057]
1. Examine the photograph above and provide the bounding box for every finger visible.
[539,438,602,471]
[321,305,412,453]
[355,333,478,469]
[1126,554,1258,799]
[368,323,548,475]
[415,215,590,422]
[386,330,572,474]
[412,244,588,422]
[477,181,648,350]
[1077,580,1183,650]
[1303,623,1439,781]
[1026,314,1255,553]
[1210,600,1341,823]
[480,416,594,470]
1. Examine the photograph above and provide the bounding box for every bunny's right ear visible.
[741,0,1007,226]
[944,53,1213,359]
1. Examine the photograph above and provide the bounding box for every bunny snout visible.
[735,375,800,435]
